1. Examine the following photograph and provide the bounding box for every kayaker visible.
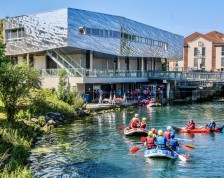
[164,126,172,139]
[186,119,195,129]
[169,133,179,151]
[156,130,168,150]
[205,119,216,131]
[145,131,156,149]
[140,118,147,129]
[131,118,140,129]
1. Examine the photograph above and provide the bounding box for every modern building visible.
[3,8,183,101]
[180,31,224,72]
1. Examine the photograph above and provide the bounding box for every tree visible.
[0,19,3,43]
[0,42,41,121]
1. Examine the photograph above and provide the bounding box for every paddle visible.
[171,149,187,161]
[183,144,195,150]
[130,146,139,154]
[118,126,126,130]
[140,136,147,142]
[176,138,192,142]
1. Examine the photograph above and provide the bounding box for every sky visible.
[1,0,224,37]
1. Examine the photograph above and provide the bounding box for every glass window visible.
[105,30,109,37]
[164,43,168,51]
[222,47,224,56]
[194,58,198,67]
[79,27,85,35]
[222,57,224,67]
[201,58,205,67]
[92,29,99,36]
[99,30,104,36]
[154,40,159,46]
[120,32,124,38]
[124,33,129,39]
[148,39,152,45]
[86,28,91,35]
[110,31,113,37]
[202,47,206,56]
[113,31,120,38]
[136,36,139,42]
[194,47,198,56]
[11,29,17,39]
[132,35,136,41]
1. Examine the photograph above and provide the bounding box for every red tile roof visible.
[184,31,224,45]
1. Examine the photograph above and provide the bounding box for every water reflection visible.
[30,103,224,177]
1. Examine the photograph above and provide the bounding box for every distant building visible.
[3,8,183,100]
[181,31,224,72]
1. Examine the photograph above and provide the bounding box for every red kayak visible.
[172,126,224,133]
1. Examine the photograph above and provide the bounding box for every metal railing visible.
[40,68,224,83]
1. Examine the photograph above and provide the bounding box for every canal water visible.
[30,103,224,178]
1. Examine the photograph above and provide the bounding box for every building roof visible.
[184,31,224,45]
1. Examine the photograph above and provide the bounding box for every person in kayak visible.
[140,117,147,129]
[205,119,216,131]
[156,130,168,150]
[145,131,156,149]
[186,119,195,129]
[164,126,172,139]
[168,133,179,151]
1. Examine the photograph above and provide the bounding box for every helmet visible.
[148,131,153,137]
[133,118,138,121]
[142,117,146,121]
[158,130,163,136]
[211,119,214,123]
[134,113,139,118]
[190,119,194,123]
[170,132,175,139]
[167,126,172,131]
[151,128,156,134]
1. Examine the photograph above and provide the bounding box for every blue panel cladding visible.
[68,8,183,60]
[4,9,68,55]
[68,8,121,56]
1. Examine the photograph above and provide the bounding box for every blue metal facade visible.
[4,8,183,60]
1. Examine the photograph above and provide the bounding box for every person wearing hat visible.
[131,117,139,129]
[151,128,158,138]
[156,130,168,150]
[164,126,172,139]
[205,119,216,131]
[145,131,156,149]
[140,117,147,129]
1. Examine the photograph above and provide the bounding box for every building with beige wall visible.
[181,31,224,72]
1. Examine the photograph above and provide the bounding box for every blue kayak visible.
[144,149,178,159]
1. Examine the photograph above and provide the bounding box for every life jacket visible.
[131,122,138,128]
[187,122,195,129]
[156,136,167,150]
[207,123,216,130]
[140,122,147,129]
[163,131,170,139]
[169,139,179,151]
[146,137,155,149]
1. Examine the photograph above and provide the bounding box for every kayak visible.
[172,126,224,133]
[124,128,148,136]
[144,148,178,159]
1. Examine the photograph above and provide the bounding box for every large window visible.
[194,58,198,67]
[78,26,168,50]
[194,48,198,56]
[202,47,206,56]
[5,28,25,42]
[221,57,224,67]
[201,58,205,67]
[222,47,224,56]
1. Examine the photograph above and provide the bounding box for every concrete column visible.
[90,51,93,69]
[26,53,30,65]
[166,82,170,99]
[117,56,120,70]
[141,57,144,71]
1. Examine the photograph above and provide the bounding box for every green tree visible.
[0,19,3,43]
[58,69,68,101]
[0,44,41,121]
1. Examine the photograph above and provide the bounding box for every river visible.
[30,102,224,178]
